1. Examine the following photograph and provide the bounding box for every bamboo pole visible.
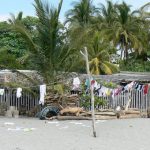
[80,47,96,137]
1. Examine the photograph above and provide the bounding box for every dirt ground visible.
[0,117,150,150]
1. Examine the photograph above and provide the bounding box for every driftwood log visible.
[147,107,150,118]
[60,107,84,116]
[79,111,116,116]
[45,107,142,120]
[125,110,140,115]
[95,115,116,120]
[48,116,92,120]
[120,114,141,119]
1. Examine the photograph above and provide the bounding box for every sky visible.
[0,0,149,22]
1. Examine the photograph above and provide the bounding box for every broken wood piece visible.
[125,110,140,115]
[95,115,117,120]
[60,107,84,116]
[48,116,91,120]
[80,111,116,116]
[120,114,140,119]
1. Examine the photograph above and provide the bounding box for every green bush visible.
[80,94,107,109]
[120,59,150,72]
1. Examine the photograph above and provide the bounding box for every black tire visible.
[38,106,60,120]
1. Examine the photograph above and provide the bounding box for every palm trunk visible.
[81,47,96,138]
[124,43,128,60]
[84,47,96,138]
[125,44,128,59]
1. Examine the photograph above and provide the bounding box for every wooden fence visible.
[0,88,150,113]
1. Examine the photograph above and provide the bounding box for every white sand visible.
[0,117,150,150]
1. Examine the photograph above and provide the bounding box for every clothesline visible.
[1,76,150,91]
[0,77,150,106]
[0,78,72,90]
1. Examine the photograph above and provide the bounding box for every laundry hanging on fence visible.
[0,89,4,96]
[84,78,150,99]
[39,84,46,105]
[16,88,22,98]
[144,84,149,95]
[133,82,144,91]
[72,77,80,90]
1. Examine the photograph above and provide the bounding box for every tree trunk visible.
[84,47,96,137]
[80,47,96,137]
[124,43,128,60]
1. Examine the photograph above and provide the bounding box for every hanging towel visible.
[39,84,46,105]
[94,84,101,96]
[133,82,138,89]
[91,80,99,89]
[128,81,134,90]
[114,87,122,96]
[144,84,149,95]
[137,84,143,91]
[98,86,107,97]
[0,89,4,96]
[106,89,112,96]
[85,78,90,88]
[123,82,134,91]
[72,77,80,90]
[112,89,116,99]
[16,88,22,98]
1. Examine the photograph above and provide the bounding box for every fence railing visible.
[94,89,150,111]
[0,88,150,113]
[0,89,39,111]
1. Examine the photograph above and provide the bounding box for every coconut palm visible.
[135,2,150,61]
[139,2,150,19]
[10,0,76,83]
[101,2,144,60]
[8,11,23,24]
[65,0,98,50]
[66,0,97,27]
[88,32,119,75]
[97,0,117,28]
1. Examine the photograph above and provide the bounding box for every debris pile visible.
[45,93,80,108]
[47,106,142,121]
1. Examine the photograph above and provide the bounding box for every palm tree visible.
[88,32,119,75]
[10,0,75,84]
[65,0,98,50]
[66,0,97,27]
[135,2,150,61]
[8,11,23,24]
[101,2,144,60]
[97,0,117,27]
[139,2,150,19]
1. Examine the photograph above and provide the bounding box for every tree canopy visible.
[0,0,150,81]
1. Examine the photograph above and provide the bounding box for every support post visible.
[81,47,96,137]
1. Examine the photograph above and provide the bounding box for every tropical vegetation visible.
[0,0,150,83]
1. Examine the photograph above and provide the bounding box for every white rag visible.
[98,86,108,97]
[0,89,4,96]
[16,88,22,98]
[39,84,46,105]
[72,77,80,90]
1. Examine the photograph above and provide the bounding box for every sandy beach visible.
[0,117,150,150]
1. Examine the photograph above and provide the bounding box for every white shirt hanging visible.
[0,89,4,96]
[39,84,46,105]
[72,77,80,90]
[16,88,22,98]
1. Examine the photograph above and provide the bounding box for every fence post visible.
[80,47,96,138]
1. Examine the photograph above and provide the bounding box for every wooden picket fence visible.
[94,89,150,112]
[0,88,150,113]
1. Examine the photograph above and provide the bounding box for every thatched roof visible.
[93,71,150,83]
[0,70,150,85]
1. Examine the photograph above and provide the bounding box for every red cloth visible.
[91,80,95,85]
[144,84,149,95]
